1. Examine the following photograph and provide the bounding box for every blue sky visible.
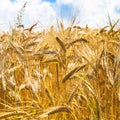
[10,0,15,2]
[0,0,120,31]
[43,0,56,3]
[10,0,56,3]
[10,0,73,19]
[10,0,57,3]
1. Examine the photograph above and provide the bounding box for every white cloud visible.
[0,0,57,32]
[0,0,120,32]
[23,2,56,28]
[56,0,120,28]
[56,0,73,5]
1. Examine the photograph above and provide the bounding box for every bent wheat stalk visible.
[67,86,78,104]
[39,106,72,118]
[66,38,89,49]
[62,63,87,83]
[0,111,27,119]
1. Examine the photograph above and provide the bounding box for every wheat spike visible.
[62,63,87,83]
[56,37,66,53]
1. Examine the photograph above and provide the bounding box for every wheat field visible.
[0,21,120,120]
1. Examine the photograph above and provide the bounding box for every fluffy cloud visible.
[56,0,73,5]
[23,2,56,28]
[56,0,120,28]
[59,0,120,27]
[0,0,120,32]
[0,0,56,32]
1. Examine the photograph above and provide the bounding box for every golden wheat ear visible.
[55,37,66,53]
[62,63,87,83]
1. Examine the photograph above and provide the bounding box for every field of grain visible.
[0,22,120,120]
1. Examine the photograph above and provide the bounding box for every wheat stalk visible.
[39,106,72,118]
[0,111,27,119]
[62,63,87,83]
